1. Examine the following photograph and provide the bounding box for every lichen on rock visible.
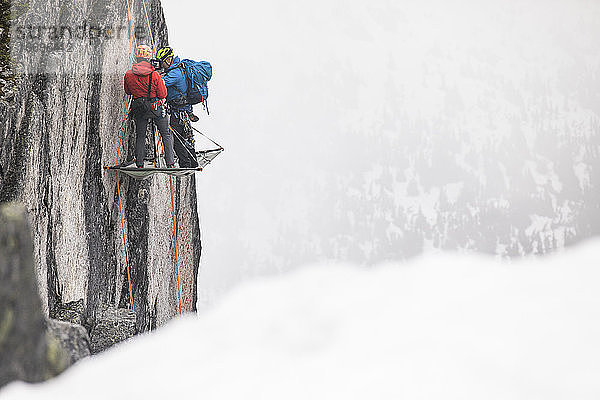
[0,202,68,387]
[46,319,91,365]
[89,305,137,354]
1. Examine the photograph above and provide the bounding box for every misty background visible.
[161,0,600,306]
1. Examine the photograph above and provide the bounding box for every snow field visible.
[3,241,600,399]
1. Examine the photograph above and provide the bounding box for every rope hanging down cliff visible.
[110,0,195,315]
[142,0,183,315]
[115,0,137,311]
[110,0,224,315]
[111,0,182,314]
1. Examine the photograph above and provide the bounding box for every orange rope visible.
[156,125,183,314]
[169,176,183,315]
[126,0,137,62]
[115,97,131,166]
[117,172,135,311]
[113,0,138,310]
[115,99,135,310]
[126,1,186,316]
[141,0,157,54]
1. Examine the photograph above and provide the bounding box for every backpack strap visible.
[178,63,189,97]
[147,72,153,99]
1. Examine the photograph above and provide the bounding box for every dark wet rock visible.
[0,0,14,101]
[46,319,91,365]
[0,203,67,388]
[89,305,137,354]
[51,299,86,327]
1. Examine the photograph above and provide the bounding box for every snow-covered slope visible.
[3,241,600,399]
[161,0,600,304]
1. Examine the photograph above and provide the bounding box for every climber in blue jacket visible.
[156,46,199,168]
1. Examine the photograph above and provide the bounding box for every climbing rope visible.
[142,0,184,315]
[141,0,157,54]
[111,0,213,315]
[113,0,138,310]
[115,96,132,165]
[169,176,183,315]
[125,0,138,63]
[114,98,135,311]
[154,124,183,315]
[112,0,191,315]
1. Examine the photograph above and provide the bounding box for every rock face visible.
[0,0,201,336]
[0,1,13,100]
[46,319,91,365]
[89,305,137,355]
[0,203,68,387]
[51,299,87,327]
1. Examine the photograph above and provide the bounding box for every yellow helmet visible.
[156,46,175,62]
[135,44,152,60]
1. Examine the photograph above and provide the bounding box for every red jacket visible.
[124,61,167,99]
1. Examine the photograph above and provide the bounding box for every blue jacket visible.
[162,56,191,111]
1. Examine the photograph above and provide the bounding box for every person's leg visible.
[170,115,196,168]
[181,138,198,168]
[178,111,199,168]
[134,113,149,167]
[155,115,174,166]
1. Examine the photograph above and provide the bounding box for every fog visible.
[161,0,600,306]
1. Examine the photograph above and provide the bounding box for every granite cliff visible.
[0,0,200,361]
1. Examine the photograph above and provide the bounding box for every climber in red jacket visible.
[124,44,175,168]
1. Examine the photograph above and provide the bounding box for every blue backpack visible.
[179,59,212,106]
